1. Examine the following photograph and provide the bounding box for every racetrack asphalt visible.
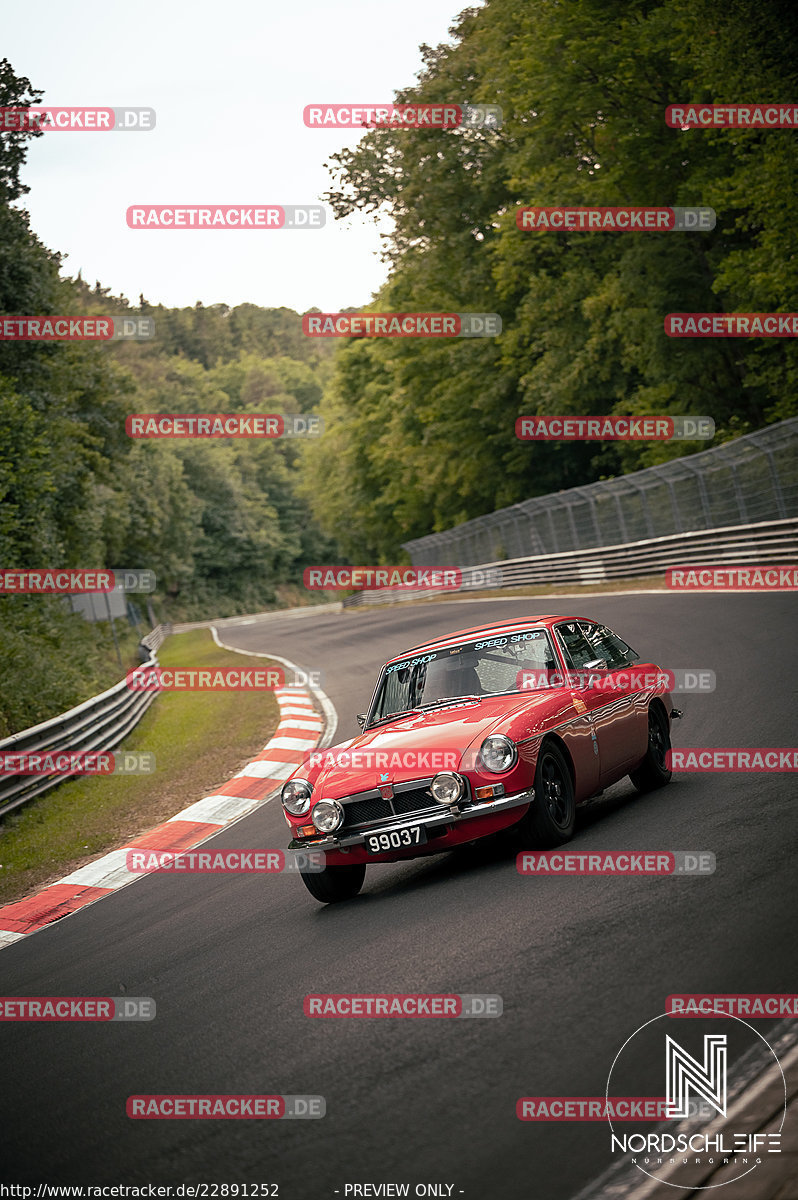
[2,593,797,1198]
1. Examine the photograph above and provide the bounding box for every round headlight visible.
[479,735,517,773]
[430,771,465,804]
[281,778,313,816]
[311,799,344,833]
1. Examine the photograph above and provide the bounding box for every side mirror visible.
[356,714,367,730]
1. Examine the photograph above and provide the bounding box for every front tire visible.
[629,703,672,793]
[299,862,366,904]
[517,741,576,849]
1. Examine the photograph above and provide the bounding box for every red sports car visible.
[282,615,682,903]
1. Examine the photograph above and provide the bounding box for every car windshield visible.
[370,628,560,723]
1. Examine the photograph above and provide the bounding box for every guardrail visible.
[403,418,798,566]
[141,623,171,653]
[0,624,172,819]
[342,517,798,606]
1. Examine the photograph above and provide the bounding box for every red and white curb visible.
[0,643,336,951]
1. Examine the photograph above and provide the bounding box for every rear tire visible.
[517,741,576,849]
[629,703,672,793]
[299,862,366,904]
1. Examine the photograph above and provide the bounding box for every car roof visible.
[386,615,594,663]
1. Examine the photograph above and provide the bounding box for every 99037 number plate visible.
[365,825,428,854]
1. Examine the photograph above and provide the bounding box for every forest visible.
[302,0,798,558]
[2,0,797,727]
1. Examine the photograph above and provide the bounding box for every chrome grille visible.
[343,795,392,826]
[339,777,466,831]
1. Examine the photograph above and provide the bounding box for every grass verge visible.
[0,629,282,906]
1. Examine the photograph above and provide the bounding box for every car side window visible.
[554,622,597,670]
[578,623,635,670]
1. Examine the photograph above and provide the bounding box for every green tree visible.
[308,0,798,558]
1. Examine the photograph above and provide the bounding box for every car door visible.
[578,620,648,775]
[553,620,641,784]
[583,625,672,757]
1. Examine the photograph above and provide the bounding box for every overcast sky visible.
[5,0,475,313]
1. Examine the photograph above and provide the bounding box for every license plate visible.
[365,825,428,855]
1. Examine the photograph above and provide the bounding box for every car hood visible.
[300,692,558,798]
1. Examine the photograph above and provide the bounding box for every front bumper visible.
[288,786,535,852]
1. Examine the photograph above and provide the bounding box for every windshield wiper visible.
[368,694,484,727]
[367,708,422,728]
[416,695,484,711]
